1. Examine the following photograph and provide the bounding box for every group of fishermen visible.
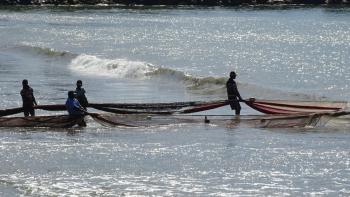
[20,79,88,118]
[20,71,243,118]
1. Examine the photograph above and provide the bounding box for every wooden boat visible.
[244,99,348,114]
[0,115,84,128]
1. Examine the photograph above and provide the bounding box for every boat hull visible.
[0,115,84,128]
[245,99,348,114]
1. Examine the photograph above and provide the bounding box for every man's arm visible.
[237,92,243,101]
[31,90,37,105]
[234,84,243,101]
[73,100,87,114]
[32,95,37,105]
[82,88,88,104]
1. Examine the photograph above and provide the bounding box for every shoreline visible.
[0,0,349,6]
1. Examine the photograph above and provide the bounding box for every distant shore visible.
[1,0,349,6]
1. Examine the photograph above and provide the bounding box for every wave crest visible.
[68,54,227,90]
[67,54,320,99]
[15,44,76,58]
[69,54,156,78]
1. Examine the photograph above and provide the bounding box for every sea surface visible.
[0,5,350,196]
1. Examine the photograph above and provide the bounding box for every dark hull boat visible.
[0,115,84,128]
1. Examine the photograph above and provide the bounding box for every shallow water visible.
[0,5,350,196]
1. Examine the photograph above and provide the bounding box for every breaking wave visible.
[68,54,323,99]
[69,54,156,78]
[68,54,227,89]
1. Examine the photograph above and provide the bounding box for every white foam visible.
[68,54,156,79]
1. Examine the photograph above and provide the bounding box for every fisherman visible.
[75,80,88,110]
[20,79,37,117]
[65,91,87,126]
[226,71,243,115]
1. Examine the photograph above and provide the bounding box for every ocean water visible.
[0,5,350,196]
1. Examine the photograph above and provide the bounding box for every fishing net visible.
[0,112,349,128]
[86,113,324,128]
[253,111,350,128]
[89,113,201,127]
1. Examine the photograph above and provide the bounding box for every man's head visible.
[230,71,236,79]
[22,79,28,86]
[76,80,82,88]
[68,91,76,99]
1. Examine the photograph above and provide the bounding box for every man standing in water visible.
[20,79,37,117]
[226,71,243,115]
[75,80,88,110]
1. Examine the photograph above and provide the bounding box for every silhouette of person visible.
[75,80,88,110]
[20,79,37,117]
[226,71,243,115]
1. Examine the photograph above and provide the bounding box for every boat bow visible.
[244,98,348,114]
